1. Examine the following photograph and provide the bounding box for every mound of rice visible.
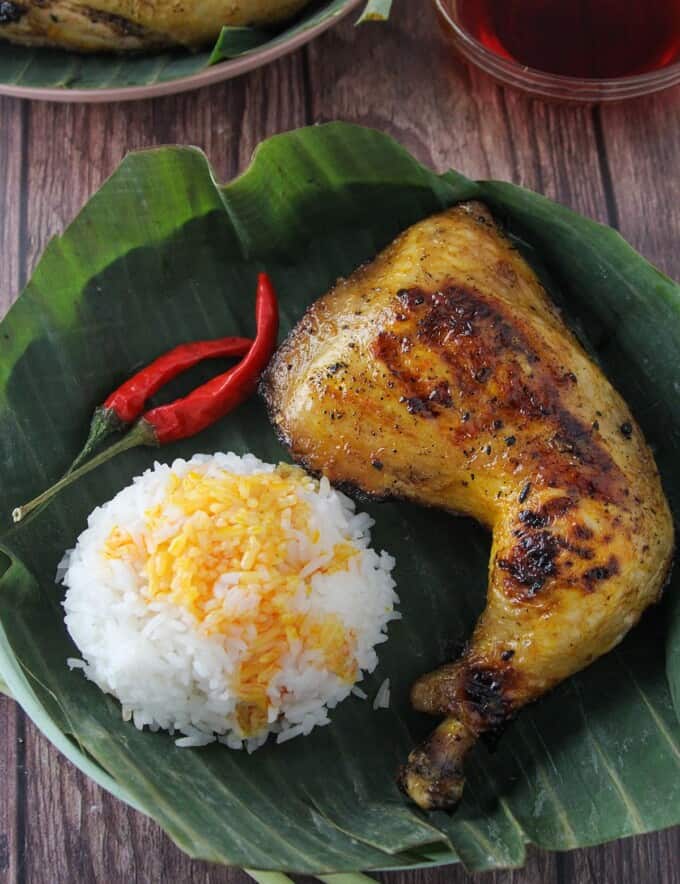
[60,452,398,750]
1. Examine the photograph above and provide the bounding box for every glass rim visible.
[433,0,680,99]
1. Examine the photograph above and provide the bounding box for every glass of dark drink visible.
[434,0,680,100]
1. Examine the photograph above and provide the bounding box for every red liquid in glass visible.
[454,0,680,78]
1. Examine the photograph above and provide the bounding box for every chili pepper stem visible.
[67,407,126,474]
[12,420,157,524]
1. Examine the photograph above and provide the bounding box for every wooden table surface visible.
[1,2,679,882]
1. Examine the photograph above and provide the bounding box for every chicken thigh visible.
[261,202,674,810]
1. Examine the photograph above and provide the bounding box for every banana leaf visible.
[356,0,392,22]
[0,123,678,875]
[0,0,375,92]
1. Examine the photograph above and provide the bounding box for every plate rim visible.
[0,0,363,103]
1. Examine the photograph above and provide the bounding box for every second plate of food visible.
[0,0,367,102]
[0,123,678,876]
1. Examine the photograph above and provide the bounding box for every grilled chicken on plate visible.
[262,202,674,811]
[0,0,312,51]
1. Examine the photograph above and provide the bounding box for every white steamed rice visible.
[59,452,398,750]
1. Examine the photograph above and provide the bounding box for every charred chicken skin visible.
[261,202,674,811]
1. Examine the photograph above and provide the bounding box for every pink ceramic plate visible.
[0,0,362,103]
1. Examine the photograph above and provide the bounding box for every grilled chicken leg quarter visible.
[262,203,674,811]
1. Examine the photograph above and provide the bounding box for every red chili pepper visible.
[105,336,253,424]
[13,274,279,524]
[70,336,252,472]
[142,273,279,444]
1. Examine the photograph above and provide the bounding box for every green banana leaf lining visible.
[0,123,678,875]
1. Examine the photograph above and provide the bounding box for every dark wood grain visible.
[0,1,679,881]
[0,99,23,308]
[0,696,20,884]
[20,53,309,278]
[598,94,680,278]
[306,6,611,219]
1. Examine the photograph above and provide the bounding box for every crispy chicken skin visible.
[0,0,311,52]
[262,202,674,811]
